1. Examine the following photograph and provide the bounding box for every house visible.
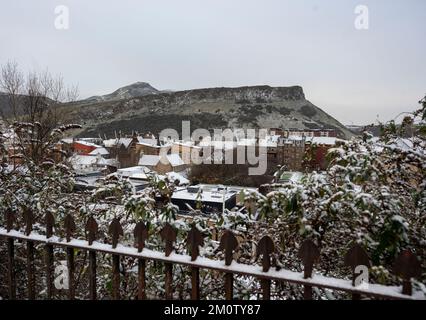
[278,136,306,171]
[284,129,337,138]
[103,133,171,169]
[304,137,343,170]
[104,135,140,168]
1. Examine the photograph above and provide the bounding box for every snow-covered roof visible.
[165,171,189,185]
[138,154,161,166]
[259,139,278,147]
[117,166,152,179]
[306,137,342,145]
[74,140,102,148]
[61,138,74,144]
[103,138,118,148]
[138,153,185,168]
[118,138,133,148]
[69,154,107,167]
[286,135,305,141]
[103,137,135,148]
[199,140,237,150]
[172,185,237,203]
[255,134,281,147]
[137,137,158,146]
[88,147,109,156]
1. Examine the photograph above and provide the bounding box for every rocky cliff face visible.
[65,84,353,139]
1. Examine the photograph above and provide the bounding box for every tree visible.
[0,61,79,164]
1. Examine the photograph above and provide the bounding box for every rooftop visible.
[172,184,237,203]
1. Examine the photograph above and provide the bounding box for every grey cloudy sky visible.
[0,0,425,124]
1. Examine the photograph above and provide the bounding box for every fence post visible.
[219,230,238,300]
[134,221,148,300]
[45,212,55,299]
[256,236,275,300]
[85,216,98,300]
[187,225,204,300]
[344,244,370,300]
[109,218,123,300]
[160,223,177,300]
[6,211,16,300]
[24,209,36,300]
[298,239,320,300]
[393,249,421,296]
[64,214,76,299]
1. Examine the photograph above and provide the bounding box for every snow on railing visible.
[0,211,424,300]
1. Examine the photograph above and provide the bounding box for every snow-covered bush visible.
[243,98,426,297]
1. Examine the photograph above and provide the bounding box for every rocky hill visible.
[63,84,354,139]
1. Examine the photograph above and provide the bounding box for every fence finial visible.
[298,239,320,279]
[344,243,371,286]
[109,218,124,249]
[6,210,15,232]
[160,223,177,257]
[219,230,238,266]
[134,221,148,252]
[393,249,421,296]
[256,236,275,272]
[187,225,204,261]
[23,208,34,236]
[45,212,55,239]
[85,216,98,245]
[64,214,76,242]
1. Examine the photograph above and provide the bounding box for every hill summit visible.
[83,82,159,103]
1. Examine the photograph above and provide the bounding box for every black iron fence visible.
[0,211,424,300]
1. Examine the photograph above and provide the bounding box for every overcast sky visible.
[0,0,425,124]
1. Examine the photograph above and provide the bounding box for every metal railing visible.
[0,211,424,300]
